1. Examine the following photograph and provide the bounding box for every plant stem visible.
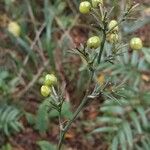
[58,71,94,150]
[58,96,89,150]
[97,29,106,64]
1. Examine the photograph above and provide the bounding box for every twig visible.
[17,23,46,80]
[97,29,106,64]
[66,0,77,15]
[16,60,49,99]
[97,16,107,64]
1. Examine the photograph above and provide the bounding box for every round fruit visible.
[44,74,57,86]
[40,85,51,97]
[108,20,119,32]
[8,21,21,37]
[108,33,119,44]
[92,0,103,8]
[79,1,91,14]
[87,36,101,49]
[130,37,143,50]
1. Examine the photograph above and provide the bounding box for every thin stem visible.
[97,29,106,64]
[58,71,94,150]
[58,110,62,149]
[58,96,89,149]
[97,10,107,64]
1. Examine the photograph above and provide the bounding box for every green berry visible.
[8,21,21,37]
[108,33,119,44]
[44,74,57,86]
[41,85,51,97]
[79,1,91,14]
[92,0,103,8]
[130,37,143,50]
[87,36,101,49]
[108,20,119,32]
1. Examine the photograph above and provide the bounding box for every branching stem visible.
[58,71,94,150]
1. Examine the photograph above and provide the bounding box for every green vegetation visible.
[0,0,150,150]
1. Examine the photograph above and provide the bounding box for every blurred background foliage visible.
[0,0,150,149]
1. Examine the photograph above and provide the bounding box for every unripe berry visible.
[40,85,51,97]
[108,33,119,44]
[92,0,103,8]
[79,1,91,14]
[87,36,101,49]
[108,20,119,32]
[130,37,143,50]
[8,21,21,37]
[44,74,57,86]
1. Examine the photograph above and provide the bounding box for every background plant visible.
[37,1,150,150]
[0,0,149,149]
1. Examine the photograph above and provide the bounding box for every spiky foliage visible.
[91,43,150,149]
[0,104,23,136]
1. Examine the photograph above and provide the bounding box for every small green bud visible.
[92,0,103,8]
[79,1,91,14]
[87,36,101,49]
[40,85,51,97]
[44,74,57,86]
[130,37,143,50]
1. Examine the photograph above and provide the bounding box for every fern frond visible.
[0,104,23,136]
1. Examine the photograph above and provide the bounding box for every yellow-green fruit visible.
[108,20,119,32]
[108,33,119,44]
[92,0,103,7]
[79,1,91,14]
[8,21,21,37]
[87,36,101,49]
[41,85,51,97]
[130,37,143,50]
[44,74,57,86]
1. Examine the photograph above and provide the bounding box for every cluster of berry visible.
[40,74,57,97]
[79,0,143,50]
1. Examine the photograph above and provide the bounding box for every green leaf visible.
[112,136,119,150]
[131,51,138,67]
[0,71,9,80]
[44,0,55,68]
[49,102,73,119]
[61,102,73,119]
[135,145,143,150]
[123,51,129,64]
[25,113,36,125]
[130,112,142,134]
[91,127,118,134]
[49,109,59,118]
[16,38,36,64]
[137,107,148,127]
[1,143,12,150]
[138,58,146,70]
[35,100,49,133]
[37,141,56,150]
[123,122,133,148]
[100,106,124,115]
[119,131,126,150]
[142,140,150,150]
[142,47,150,64]
[97,116,122,124]
[0,104,23,136]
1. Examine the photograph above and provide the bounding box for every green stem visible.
[58,71,94,150]
[97,29,106,64]
[58,96,89,149]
